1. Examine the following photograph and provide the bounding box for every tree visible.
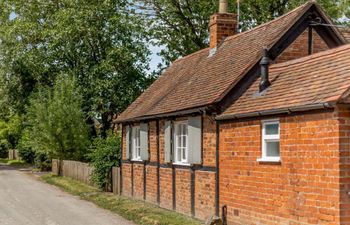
[0,0,153,134]
[22,74,89,161]
[135,0,349,65]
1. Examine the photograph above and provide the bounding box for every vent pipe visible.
[219,0,228,13]
[259,48,271,92]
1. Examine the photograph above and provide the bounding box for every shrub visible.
[0,140,9,158]
[34,152,52,171]
[87,131,121,190]
[18,147,35,164]
[17,130,35,163]
[0,115,22,158]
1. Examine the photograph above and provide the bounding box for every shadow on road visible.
[0,163,32,171]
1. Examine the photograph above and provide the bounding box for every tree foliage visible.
[135,0,349,65]
[0,0,153,133]
[0,115,23,157]
[22,74,89,161]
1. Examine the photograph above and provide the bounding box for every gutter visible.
[116,107,208,123]
[216,102,335,121]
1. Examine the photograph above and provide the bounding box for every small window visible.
[174,121,188,164]
[259,120,280,162]
[132,126,141,161]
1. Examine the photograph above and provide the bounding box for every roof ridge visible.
[171,1,313,65]
[271,43,350,70]
[223,1,313,43]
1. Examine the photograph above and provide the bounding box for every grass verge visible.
[0,158,29,166]
[41,174,203,225]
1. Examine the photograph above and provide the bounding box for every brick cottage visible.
[115,1,350,224]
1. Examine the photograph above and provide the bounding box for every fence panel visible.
[8,149,21,161]
[52,159,120,195]
[112,167,121,195]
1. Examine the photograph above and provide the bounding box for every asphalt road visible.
[0,164,135,225]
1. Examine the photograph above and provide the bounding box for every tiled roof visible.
[116,2,314,122]
[339,27,350,42]
[219,44,350,118]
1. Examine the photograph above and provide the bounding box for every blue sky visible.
[149,45,163,72]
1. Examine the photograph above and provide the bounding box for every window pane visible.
[182,135,186,147]
[266,141,280,157]
[177,148,181,162]
[265,123,279,135]
[182,148,186,160]
[178,135,182,147]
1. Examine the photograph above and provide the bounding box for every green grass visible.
[41,174,203,225]
[0,158,29,166]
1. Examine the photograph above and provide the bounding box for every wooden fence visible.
[8,149,21,160]
[52,159,120,195]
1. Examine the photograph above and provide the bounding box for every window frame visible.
[173,120,189,165]
[131,126,142,161]
[258,119,281,162]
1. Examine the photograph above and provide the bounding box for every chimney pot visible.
[219,0,228,13]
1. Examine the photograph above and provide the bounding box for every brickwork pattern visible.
[203,116,217,167]
[219,111,341,225]
[145,165,158,203]
[195,171,216,220]
[133,164,144,200]
[276,28,328,63]
[159,167,173,210]
[175,169,191,215]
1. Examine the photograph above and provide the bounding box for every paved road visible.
[0,164,135,225]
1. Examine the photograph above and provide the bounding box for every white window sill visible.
[257,158,281,163]
[131,159,143,162]
[173,162,191,166]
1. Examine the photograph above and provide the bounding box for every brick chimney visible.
[209,0,237,49]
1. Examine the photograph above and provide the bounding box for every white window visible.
[174,121,188,164]
[258,120,280,162]
[132,126,141,161]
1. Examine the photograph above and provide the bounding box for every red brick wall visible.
[195,170,216,220]
[176,169,191,215]
[122,163,132,197]
[145,165,158,203]
[133,164,144,200]
[159,167,173,210]
[121,108,350,224]
[203,116,217,167]
[121,116,217,221]
[219,110,343,225]
[338,106,350,225]
[276,28,329,63]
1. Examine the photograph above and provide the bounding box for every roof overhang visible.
[216,102,336,121]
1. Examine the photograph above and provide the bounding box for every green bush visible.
[18,147,35,164]
[17,130,35,163]
[0,142,9,158]
[34,152,51,171]
[87,131,121,190]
